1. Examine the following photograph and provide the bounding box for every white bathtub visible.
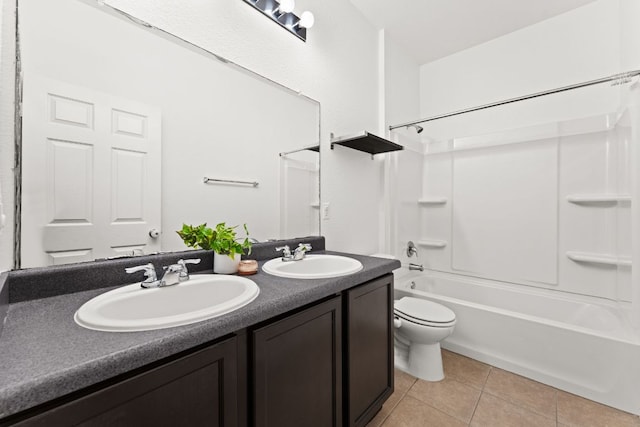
[394,269,640,415]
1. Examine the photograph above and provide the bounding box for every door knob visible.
[149,229,160,239]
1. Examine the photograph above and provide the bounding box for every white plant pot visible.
[213,252,241,274]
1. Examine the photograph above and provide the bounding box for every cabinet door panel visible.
[253,296,342,427]
[346,275,394,427]
[12,337,239,427]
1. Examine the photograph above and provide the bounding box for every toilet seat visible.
[394,297,456,327]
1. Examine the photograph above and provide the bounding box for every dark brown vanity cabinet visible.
[345,274,394,427]
[9,336,241,427]
[4,274,394,427]
[250,274,394,427]
[252,296,343,427]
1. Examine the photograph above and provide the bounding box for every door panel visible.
[21,75,162,267]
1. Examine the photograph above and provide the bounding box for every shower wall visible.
[405,109,632,302]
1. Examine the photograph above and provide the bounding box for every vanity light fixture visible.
[243,0,315,42]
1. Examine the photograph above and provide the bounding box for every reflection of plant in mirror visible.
[177,223,252,258]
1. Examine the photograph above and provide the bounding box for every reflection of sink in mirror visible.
[18,0,320,268]
[262,255,364,279]
[74,274,259,332]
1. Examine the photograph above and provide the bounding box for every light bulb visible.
[299,11,315,29]
[280,0,295,13]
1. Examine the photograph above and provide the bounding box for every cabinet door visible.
[253,296,342,427]
[346,274,394,427]
[11,337,240,427]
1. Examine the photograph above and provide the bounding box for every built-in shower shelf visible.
[566,251,632,267]
[418,198,447,205]
[417,240,447,248]
[566,194,631,204]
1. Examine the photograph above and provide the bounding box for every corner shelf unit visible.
[566,251,632,267]
[417,240,447,248]
[418,198,447,205]
[330,131,403,159]
[566,194,631,204]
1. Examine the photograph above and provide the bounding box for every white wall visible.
[0,0,15,271]
[102,0,383,254]
[419,0,626,118]
[382,34,421,256]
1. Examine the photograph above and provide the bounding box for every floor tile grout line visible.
[378,380,416,426]
[409,375,482,425]
[405,390,477,426]
[468,390,485,426]
[555,388,559,426]
[469,369,492,427]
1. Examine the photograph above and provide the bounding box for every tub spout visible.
[409,263,424,272]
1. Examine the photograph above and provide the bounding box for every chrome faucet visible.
[408,263,424,272]
[125,263,158,288]
[276,243,312,261]
[125,258,200,288]
[160,258,201,286]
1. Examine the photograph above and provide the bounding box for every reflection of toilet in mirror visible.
[393,296,456,381]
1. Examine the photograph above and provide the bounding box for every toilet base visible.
[407,342,445,382]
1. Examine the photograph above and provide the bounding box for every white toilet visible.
[393,296,456,382]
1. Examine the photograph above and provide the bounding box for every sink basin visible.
[262,254,363,279]
[74,274,259,332]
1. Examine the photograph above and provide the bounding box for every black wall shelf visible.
[330,131,403,157]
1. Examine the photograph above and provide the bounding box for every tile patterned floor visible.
[367,350,640,427]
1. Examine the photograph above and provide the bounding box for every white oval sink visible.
[74,274,259,332]
[262,254,363,279]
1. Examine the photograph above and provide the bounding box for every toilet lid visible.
[394,297,456,324]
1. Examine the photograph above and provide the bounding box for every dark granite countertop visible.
[0,245,399,419]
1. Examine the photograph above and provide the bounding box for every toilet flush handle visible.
[393,316,402,328]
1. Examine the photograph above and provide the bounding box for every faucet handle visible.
[297,243,312,252]
[406,241,418,258]
[178,258,201,267]
[125,263,158,287]
[177,258,201,279]
[275,245,291,256]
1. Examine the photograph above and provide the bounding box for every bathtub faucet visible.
[408,263,424,272]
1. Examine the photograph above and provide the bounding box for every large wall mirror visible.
[17,0,321,268]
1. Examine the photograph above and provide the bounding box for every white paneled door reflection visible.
[21,75,161,267]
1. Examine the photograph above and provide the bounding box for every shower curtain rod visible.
[389,70,640,131]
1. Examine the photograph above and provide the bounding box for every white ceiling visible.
[350,0,599,65]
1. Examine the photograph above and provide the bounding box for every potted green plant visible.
[177,222,252,274]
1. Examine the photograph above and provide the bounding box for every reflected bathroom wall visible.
[18,0,320,267]
[279,147,320,239]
